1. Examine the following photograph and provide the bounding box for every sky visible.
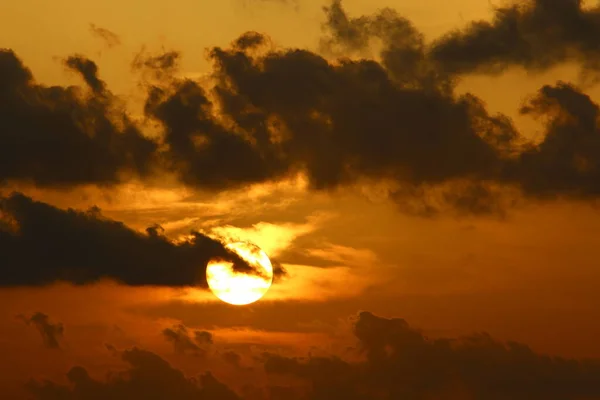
[1,0,600,398]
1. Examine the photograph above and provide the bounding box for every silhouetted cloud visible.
[0,192,261,287]
[89,24,121,48]
[162,324,213,356]
[205,33,515,212]
[430,0,600,78]
[321,0,451,92]
[195,330,214,346]
[65,55,106,93]
[132,48,181,79]
[505,81,600,198]
[25,312,600,399]
[1,2,600,215]
[27,347,240,400]
[263,311,600,399]
[19,312,64,349]
[0,50,157,186]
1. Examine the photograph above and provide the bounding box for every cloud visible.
[19,312,64,349]
[0,192,262,287]
[143,77,289,190]
[162,324,213,356]
[132,48,182,82]
[222,350,243,367]
[505,81,600,198]
[25,312,600,399]
[27,347,241,400]
[204,33,514,210]
[0,50,158,186]
[195,330,214,346]
[320,0,450,92]
[64,55,106,93]
[89,24,121,48]
[2,2,600,215]
[430,0,600,78]
[263,311,600,399]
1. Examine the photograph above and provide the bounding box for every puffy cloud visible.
[2,2,600,215]
[208,37,506,189]
[0,50,158,186]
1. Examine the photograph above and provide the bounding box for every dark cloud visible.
[2,2,600,215]
[64,55,105,93]
[143,77,288,190]
[264,311,600,399]
[132,48,181,80]
[430,0,600,78]
[89,24,121,48]
[19,312,600,399]
[233,31,268,51]
[162,324,213,356]
[27,347,240,400]
[19,312,64,349]
[222,350,243,367]
[0,50,157,186]
[321,0,451,92]
[504,81,600,198]
[269,259,287,281]
[0,192,261,287]
[195,330,214,346]
[204,33,517,212]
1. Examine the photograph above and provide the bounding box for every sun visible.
[206,242,273,305]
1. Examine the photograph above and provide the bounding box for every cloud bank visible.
[1,1,600,216]
[25,312,600,399]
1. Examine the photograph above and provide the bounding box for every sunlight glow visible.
[206,242,273,305]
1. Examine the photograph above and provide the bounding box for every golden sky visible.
[1,0,600,399]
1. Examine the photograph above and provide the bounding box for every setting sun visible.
[206,242,273,305]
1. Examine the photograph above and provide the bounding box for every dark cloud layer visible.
[0,192,259,287]
[2,1,600,216]
[24,312,600,399]
[27,347,240,400]
[263,312,600,400]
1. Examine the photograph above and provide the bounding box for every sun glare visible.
[206,242,273,305]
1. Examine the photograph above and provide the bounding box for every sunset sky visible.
[1,0,600,398]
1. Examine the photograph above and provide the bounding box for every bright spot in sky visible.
[206,242,273,305]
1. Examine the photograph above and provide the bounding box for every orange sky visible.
[2,1,600,399]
